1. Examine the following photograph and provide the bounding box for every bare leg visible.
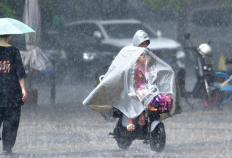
[138,112,146,126]
[136,89,143,101]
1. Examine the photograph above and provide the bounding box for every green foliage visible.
[0,2,14,17]
[143,0,197,16]
[0,0,25,18]
[220,0,232,5]
[144,0,232,13]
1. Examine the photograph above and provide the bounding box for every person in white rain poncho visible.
[83,30,182,131]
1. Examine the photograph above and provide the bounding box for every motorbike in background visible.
[183,33,221,109]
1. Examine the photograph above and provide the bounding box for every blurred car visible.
[62,19,160,77]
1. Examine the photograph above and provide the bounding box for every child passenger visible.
[127,40,151,132]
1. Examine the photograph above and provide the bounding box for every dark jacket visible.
[0,46,27,107]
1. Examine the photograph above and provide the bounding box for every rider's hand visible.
[22,89,28,102]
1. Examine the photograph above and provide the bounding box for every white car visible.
[64,19,184,64]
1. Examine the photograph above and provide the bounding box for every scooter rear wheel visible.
[150,122,166,152]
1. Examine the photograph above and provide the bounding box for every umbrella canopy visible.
[0,18,35,35]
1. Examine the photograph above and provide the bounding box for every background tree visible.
[0,0,24,18]
[0,2,14,17]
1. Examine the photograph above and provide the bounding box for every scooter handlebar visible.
[185,46,197,50]
[184,47,198,53]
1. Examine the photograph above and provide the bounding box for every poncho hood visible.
[132,30,150,47]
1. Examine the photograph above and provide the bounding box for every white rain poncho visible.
[83,30,181,120]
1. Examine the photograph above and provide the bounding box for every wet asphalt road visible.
[4,100,232,158]
[1,76,232,158]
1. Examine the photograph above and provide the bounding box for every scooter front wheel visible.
[114,117,132,150]
[116,137,132,150]
[150,122,166,152]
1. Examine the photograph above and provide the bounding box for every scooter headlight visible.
[148,104,161,111]
[83,52,97,61]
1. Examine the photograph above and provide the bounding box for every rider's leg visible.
[138,112,145,126]
[127,118,135,131]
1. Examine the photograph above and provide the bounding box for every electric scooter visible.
[184,33,221,109]
[108,105,168,152]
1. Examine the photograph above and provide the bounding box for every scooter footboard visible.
[122,114,161,131]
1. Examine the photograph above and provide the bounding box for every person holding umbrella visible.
[0,18,34,155]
